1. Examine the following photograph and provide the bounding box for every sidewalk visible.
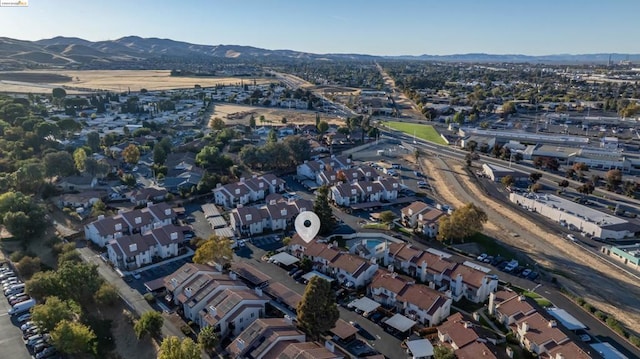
[77,247,185,339]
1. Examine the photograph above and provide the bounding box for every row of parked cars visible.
[1,265,59,359]
[476,254,539,281]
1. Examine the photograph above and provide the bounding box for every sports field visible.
[383,121,447,145]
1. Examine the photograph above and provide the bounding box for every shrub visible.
[10,251,25,262]
[143,293,156,303]
[629,335,640,347]
[576,297,586,306]
[583,303,595,313]
[595,311,607,321]
[181,325,192,336]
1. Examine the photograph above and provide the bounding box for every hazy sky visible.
[1,0,639,56]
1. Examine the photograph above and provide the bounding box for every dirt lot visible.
[213,103,345,127]
[104,305,159,359]
[0,70,273,93]
[418,154,640,334]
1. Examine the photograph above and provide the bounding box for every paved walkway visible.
[77,247,185,339]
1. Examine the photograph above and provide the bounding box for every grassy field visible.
[383,121,447,145]
[0,70,274,93]
[213,103,345,127]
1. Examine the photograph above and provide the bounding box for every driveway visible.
[0,294,31,359]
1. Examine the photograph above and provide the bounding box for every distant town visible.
[1,37,640,359]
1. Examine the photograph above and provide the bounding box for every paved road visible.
[77,246,185,339]
[235,243,405,359]
[0,294,31,359]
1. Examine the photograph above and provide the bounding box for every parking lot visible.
[0,266,36,359]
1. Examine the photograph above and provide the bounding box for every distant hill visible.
[0,36,639,69]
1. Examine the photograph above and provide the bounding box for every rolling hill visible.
[0,36,638,69]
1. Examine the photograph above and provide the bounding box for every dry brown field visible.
[0,70,273,93]
[212,103,345,127]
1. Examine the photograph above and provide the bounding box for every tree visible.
[26,271,63,301]
[198,325,219,353]
[501,175,515,188]
[73,148,88,172]
[577,182,595,196]
[313,185,336,236]
[572,162,589,173]
[135,311,164,339]
[94,283,118,307]
[530,182,543,192]
[159,336,201,359]
[283,135,312,165]
[16,256,41,279]
[196,145,233,171]
[317,120,329,134]
[267,128,278,143]
[52,88,67,102]
[529,172,542,183]
[44,151,76,178]
[565,168,576,179]
[502,101,517,115]
[153,144,168,166]
[56,261,102,303]
[558,179,570,190]
[0,191,47,242]
[437,203,488,243]
[249,115,256,129]
[51,320,96,355]
[379,210,396,228]
[122,144,141,164]
[90,199,107,217]
[209,117,225,130]
[433,345,455,359]
[31,296,81,332]
[193,235,234,265]
[453,111,465,124]
[413,149,420,163]
[605,169,623,189]
[14,163,44,194]
[86,131,100,153]
[297,277,339,340]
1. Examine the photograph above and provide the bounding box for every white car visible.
[566,234,577,242]
[477,253,488,261]
[17,313,31,323]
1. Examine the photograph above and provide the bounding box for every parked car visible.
[477,253,488,261]
[292,269,305,280]
[9,298,35,315]
[483,255,494,264]
[288,266,300,276]
[132,272,141,280]
[9,295,30,306]
[36,348,57,359]
[526,271,539,280]
[20,321,36,332]
[521,269,532,278]
[23,327,40,339]
[16,312,32,323]
[566,234,577,242]
[33,342,51,354]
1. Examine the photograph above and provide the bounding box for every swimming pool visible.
[364,238,385,250]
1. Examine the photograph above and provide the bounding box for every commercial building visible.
[601,243,640,270]
[510,193,640,240]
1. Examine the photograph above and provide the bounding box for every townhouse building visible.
[106,223,185,270]
[330,177,399,207]
[84,202,176,247]
[296,155,353,180]
[229,197,313,237]
[213,174,286,209]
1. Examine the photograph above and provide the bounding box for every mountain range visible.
[0,36,639,69]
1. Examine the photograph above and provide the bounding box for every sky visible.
[1,0,639,56]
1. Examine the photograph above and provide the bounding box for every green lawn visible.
[383,121,447,145]
[523,291,553,307]
[362,223,389,230]
[467,232,509,256]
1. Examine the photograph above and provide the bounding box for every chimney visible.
[170,232,178,240]
[98,215,105,220]
[208,305,217,316]
[463,321,473,329]
[135,216,142,224]
[387,264,394,273]
[129,243,137,252]
[216,183,222,188]
[165,208,172,216]
[236,338,245,351]
[229,272,237,280]
[184,287,193,297]
[284,314,293,325]
[488,292,497,315]
[548,320,557,328]
[254,287,263,297]
[239,177,245,183]
[147,201,153,208]
[473,312,480,321]
[518,295,526,302]
[522,322,529,333]
[115,223,123,231]
[556,354,564,359]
